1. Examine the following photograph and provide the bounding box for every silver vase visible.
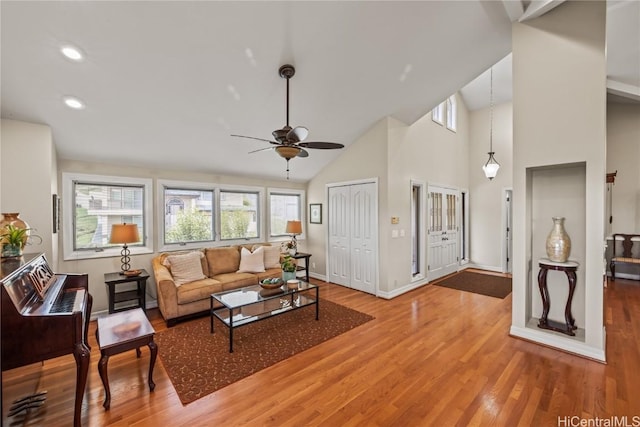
[545,216,571,262]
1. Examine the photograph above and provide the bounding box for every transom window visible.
[446,95,457,132]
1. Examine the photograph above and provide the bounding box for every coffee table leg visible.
[98,354,111,410]
[229,308,234,353]
[315,286,319,320]
[148,339,157,391]
[210,296,214,333]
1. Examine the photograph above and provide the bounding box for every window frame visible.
[432,101,444,125]
[218,184,264,244]
[446,95,457,132]
[267,187,306,241]
[157,179,216,252]
[62,172,154,261]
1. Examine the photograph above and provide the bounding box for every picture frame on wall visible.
[309,203,322,224]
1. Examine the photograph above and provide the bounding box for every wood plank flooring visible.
[2,273,639,426]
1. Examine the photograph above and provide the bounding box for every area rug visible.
[155,299,374,404]
[435,271,512,299]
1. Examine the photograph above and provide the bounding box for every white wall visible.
[511,1,607,361]
[607,103,640,233]
[469,101,513,271]
[1,119,57,267]
[306,93,471,297]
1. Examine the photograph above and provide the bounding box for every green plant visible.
[1,224,35,248]
[281,255,296,272]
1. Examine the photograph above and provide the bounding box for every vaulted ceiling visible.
[1,1,637,182]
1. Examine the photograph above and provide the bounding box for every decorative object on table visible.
[285,220,302,254]
[0,213,42,258]
[109,223,140,273]
[545,216,571,262]
[260,278,283,289]
[309,203,322,224]
[287,279,300,289]
[231,64,344,179]
[481,66,500,180]
[123,269,142,277]
[281,254,297,282]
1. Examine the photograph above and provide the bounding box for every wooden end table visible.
[96,308,157,409]
[104,269,149,314]
[537,258,579,336]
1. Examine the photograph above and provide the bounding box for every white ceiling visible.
[1,1,637,182]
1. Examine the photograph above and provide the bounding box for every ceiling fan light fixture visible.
[275,145,301,160]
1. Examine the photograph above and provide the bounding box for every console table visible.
[537,258,579,336]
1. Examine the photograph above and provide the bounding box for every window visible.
[219,189,260,240]
[62,173,153,260]
[160,181,214,249]
[269,189,304,237]
[446,95,457,132]
[432,101,444,125]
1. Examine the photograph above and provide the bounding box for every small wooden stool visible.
[96,308,157,409]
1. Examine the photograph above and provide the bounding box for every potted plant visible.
[1,224,41,258]
[281,255,297,282]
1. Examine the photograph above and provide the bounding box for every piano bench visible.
[95,308,157,410]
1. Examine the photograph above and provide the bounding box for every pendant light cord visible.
[489,67,493,153]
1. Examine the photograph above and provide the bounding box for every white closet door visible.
[428,185,459,281]
[328,186,350,286]
[350,182,377,294]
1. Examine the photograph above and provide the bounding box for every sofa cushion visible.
[163,251,206,286]
[262,245,282,269]
[237,246,265,273]
[206,246,241,276]
[211,272,258,290]
[176,278,223,305]
[158,249,209,277]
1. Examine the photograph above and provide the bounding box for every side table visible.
[96,308,157,409]
[104,269,149,314]
[537,258,579,336]
[291,252,312,282]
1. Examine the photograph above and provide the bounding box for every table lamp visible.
[109,223,140,273]
[285,220,302,254]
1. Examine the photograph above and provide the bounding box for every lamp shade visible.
[285,220,302,235]
[109,223,140,244]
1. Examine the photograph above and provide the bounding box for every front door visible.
[428,186,459,281]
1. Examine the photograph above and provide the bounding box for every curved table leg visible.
[73,343,90,426]
[98,354,111,410]
[537,267,550,327]
[148,340,157,391]
[565,270,577,330]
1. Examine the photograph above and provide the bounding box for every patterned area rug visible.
[435,271,512,299]
[155,299,374,404]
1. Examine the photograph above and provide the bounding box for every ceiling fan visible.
[231,64,344,178]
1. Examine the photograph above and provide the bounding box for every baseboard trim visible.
[510,325,606,363]
[466,263,504,273]
[377,278,429,299]
[90,298,158,321]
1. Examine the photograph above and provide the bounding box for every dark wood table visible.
[537,258,579,336]
[95,308,157,409]
[291,252,312,282]
[104,269,149,314]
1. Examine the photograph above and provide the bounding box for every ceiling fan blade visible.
[297,148,309,158]
[287,126,309,142]
[248,146,277,154]
[298,141,345,150]
[231,134,278,144]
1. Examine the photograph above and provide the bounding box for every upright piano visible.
[1,253,93,427]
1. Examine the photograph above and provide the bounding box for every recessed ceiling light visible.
[60,45,84,61]
[63,96,85,110]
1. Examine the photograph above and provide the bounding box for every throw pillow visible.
[163,251,206,286]
[237,246,265,273]
[262,245,281,269]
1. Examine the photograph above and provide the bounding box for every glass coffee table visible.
[210,281,319,352]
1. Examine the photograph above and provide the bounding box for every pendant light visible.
[482,66,500,180]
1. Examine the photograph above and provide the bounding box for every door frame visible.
[325,178,379,295]
[502,187,513,273]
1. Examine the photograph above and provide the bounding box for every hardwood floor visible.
[3,274,639,426]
